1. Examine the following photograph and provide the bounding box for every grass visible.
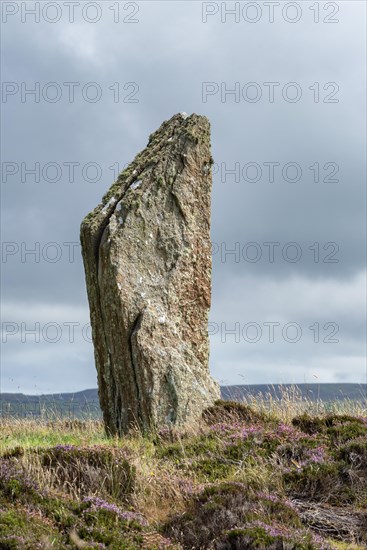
[0,389,366,549]
[234,384,367,423]
[0,419,109,451]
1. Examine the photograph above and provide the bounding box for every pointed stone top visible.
[82,113,211,230]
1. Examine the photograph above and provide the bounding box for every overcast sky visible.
[1,0,366,394]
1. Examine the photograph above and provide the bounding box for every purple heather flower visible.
[256,492,299,513]
[82,496,148,526]
[256,491,280,503]
[53,444,75,451]
[250,519,288,538]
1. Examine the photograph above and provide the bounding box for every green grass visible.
[0,419,109,452]
[1,393,366,549]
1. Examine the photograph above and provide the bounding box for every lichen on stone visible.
[80,113,219,436]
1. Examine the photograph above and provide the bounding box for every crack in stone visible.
[128,311,144,430]
[170,188,187,224]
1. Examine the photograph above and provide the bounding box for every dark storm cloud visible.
[1,1,365,392]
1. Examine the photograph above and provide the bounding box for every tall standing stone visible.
[80,113,220,435]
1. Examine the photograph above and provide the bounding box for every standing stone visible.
[80,113,220,435]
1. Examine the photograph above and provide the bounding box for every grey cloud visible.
[1,1,365,392]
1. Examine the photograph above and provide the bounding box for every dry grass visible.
[238,385,366,423]
[1,389,366,549]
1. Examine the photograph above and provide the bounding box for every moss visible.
[200,481,246,500]
[327,542,366,550]
[336,437,367,467]
[222,524,322,549]
[157,433,220,460]
[156,441,183,460]
[0,486,150,549]
[191,457,234,482]
[257,498,301,528]
[223,440,252,461]
[0,507,63,549]
[73,503,148,549]
[101,164,136,205]
[164,480,321,549]
[157,435,234,481]
[326,422,367,443]
[225,526,279,548]
[284,461,355,504]
[182,129,199,145]
[292,413,366,437]
[40,496,77,530]
[0,462,40,505]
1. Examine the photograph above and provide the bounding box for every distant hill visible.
[0,388,101,418]
[1,383,366,404]
[1,383,366,418]
[0,388,99,404]
[220,383,367,402]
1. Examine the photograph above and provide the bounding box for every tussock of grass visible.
[1,390,366,549]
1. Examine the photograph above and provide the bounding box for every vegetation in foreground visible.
[0,391,366,549]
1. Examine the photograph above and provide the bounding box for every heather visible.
[0,394,366,549]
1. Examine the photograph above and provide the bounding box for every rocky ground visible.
[0,399,366,549]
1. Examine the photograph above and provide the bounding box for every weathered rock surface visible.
[80,113,220,435]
